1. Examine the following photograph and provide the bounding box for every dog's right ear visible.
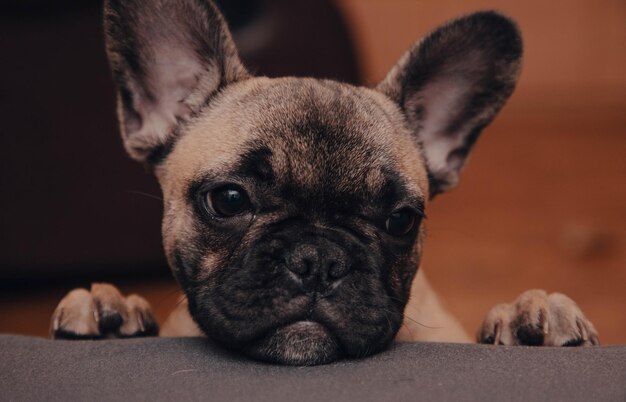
[104,0,249,164]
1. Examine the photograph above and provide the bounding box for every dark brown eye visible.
[206,186,251,217]
[385,208,417,236]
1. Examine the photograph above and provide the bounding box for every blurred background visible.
[1,0,624,344]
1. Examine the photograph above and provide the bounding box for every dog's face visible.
[159,78,429,364]
[104,0,522,364]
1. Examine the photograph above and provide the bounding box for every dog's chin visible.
[244,321,341,366]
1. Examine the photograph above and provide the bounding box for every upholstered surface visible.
[1,335,624,401]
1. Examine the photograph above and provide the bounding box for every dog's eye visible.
[385,208,417,236]
[206,186,251,217]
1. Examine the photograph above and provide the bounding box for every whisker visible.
[153,286,185,309]
[382,295,444,330]
[375,304,442,330]
[399,321,415,339]
[403,313,442,330]
[174,294,189,308]
[127,190,163,202]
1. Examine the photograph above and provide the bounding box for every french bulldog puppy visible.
[51,0,599,365]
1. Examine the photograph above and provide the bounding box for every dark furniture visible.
[0,0,360,285]
[1,336,624,401]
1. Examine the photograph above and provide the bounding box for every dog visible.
[50,0,599,365]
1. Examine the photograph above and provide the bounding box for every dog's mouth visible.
[188,289,404,365]
[190,291,404,365]
[243,320,342,366]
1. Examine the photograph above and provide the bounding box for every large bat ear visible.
[104,0,249,164]
[377,11,522,197]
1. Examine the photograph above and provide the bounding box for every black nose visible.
[286,243,350,286]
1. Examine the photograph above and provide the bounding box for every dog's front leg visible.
[50,283,158,339]
[396,270,472,343]
[477,290,599,346]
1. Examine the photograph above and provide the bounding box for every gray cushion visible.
[1,335,624,401]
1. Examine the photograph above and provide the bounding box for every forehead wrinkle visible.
[359,87,430,202]
[160,76,428,208]
[260,80,396,196]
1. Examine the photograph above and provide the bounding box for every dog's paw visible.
[477,289,599,346]
[51,283,158,339]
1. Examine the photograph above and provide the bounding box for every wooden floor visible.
[1,98,624,345]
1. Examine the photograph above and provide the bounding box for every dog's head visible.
[104,0,521,364]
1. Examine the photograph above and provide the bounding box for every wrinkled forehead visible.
[159,77,428,203]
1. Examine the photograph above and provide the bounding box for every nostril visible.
[287,245,319,277]
[287,258,309,276]
[298,257,313,276]
[328,260,349,279]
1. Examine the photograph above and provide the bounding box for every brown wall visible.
[338,0,626,102]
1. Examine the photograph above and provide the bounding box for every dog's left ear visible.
[377,11,522,197]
